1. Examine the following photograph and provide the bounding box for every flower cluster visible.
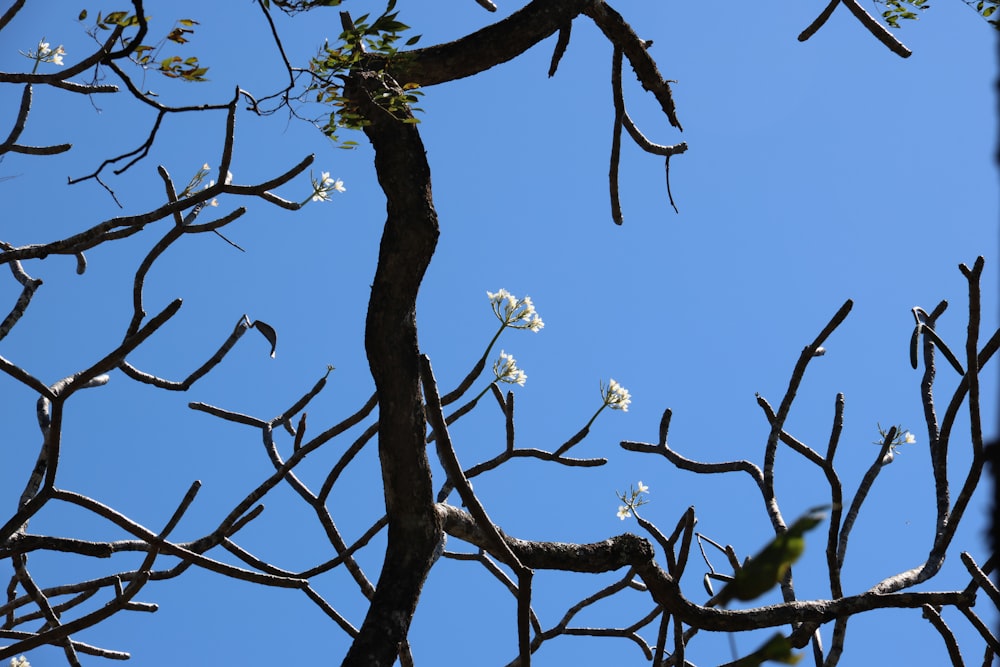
[493,350,527,387]
[21,39,65,67]
[874,423,916,465]
[487,289,544,332]
[177,163,232,207]
[10,656,30,667]
[601,378,631,412]
[616,480,649,520]
[310,171,346,202]
[205,164,233,206]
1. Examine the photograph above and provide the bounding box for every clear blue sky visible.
[0,1,996,665]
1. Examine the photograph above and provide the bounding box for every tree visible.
[0,1,996,666]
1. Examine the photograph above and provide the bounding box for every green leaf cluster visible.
[86,9,142,30]
[964,0,1000,28]
[81,9,209,82]
[157,54,209,82]
[876,0,931,28]
[307,0,422,145]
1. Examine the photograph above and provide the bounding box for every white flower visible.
[205,178,218,206]
[874,423,916,453]
[310,171,345,202]
[22,39,65,67]
[487,289,544,332]
[487,288,510,305]
[615,481,650,519]
[200,170,232,207]
[10,656,30,667]
[493,350,526,386]
[602,378,631,412]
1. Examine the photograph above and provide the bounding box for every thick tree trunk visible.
[341,70,442,667]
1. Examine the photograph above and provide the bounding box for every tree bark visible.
[341,70,441,667]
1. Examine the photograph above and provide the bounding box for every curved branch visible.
[839,0,912,57]
[585,1,682,130]
[798,0,840,42]
[340,69,441,667]
[389,0,593,86]
[440,502,973,634]
[798,0,911,58]
[0,86,71,158]
[0,0,26,32]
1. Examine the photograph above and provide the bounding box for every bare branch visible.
[798,0,912,58]
[922,604,966,667]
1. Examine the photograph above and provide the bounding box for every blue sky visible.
[0,1,997,665]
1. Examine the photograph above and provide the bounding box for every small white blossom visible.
[201,169,233,207]
[310,171,345,202]
[487,288,510,307]
[874,423,916,463]
[203,179,216,206]
[601,378,631,412]
[487,289,544,332]
[615,481,650,520]
[177,163,214,201]
[10,656,30,667]
[493,350,526,386]
[21,39,65,67]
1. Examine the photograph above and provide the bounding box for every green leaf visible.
[715,507,828,607]
[78,9,88,20]
[731,633,802,666]
[167,27,193,44]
